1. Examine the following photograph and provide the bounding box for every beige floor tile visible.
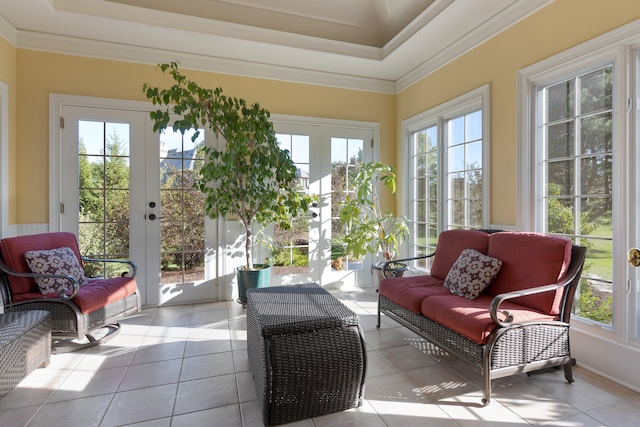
[179,351,234,381]
[171,404,241,427]
[27,394,112,427]
[378,343,439,372]
[131,336,186,364]
[119,358,182,391]
[48,365,127,402]
[366,350,399,377]
[585,395,640,427]
[174,374,239,415]
[100,383,178,427]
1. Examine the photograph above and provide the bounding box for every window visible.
[539,66,613,325]
[403,85,490,268]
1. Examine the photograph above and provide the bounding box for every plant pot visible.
[237,264,271,306]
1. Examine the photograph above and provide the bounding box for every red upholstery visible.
[0,232,83,296]
[0,232,137,315]
[378,275,449,313]
[484,232,572,315]
[429,230,490,280]
[419,294,555,344]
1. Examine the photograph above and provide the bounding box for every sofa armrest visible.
[0,257,80,300]
[381,253,435,279]
[82,257,138,278]
[489,283,563,327]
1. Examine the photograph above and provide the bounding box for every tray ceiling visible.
[0,0,552,93]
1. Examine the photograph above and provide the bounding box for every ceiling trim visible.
[17,31,398,94]
[395,0,554,92]
[0,15,17,46]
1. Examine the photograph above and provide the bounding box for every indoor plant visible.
[143,62,314,302]
[338,161,409,278]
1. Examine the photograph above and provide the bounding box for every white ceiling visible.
[0,0,552,93]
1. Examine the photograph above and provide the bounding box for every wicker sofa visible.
[377,230,586,405]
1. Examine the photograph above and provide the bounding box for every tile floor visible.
[1,288,640,426]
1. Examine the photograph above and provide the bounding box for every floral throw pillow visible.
[443,248,502,300]
[24,247,87,295]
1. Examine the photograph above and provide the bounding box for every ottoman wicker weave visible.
[0,310,51,399]
[246,283,367,426]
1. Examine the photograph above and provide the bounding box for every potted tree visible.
[338,161,410,280]
[143,62,314,304]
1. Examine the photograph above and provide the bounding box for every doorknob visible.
[628,248,640,267]
[148,213,163,221]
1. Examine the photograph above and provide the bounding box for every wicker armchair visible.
[0,232,141,353]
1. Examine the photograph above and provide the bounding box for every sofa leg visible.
[564,359,575,384]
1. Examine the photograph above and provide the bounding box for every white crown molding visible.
[18,31,397,94]
[0,14,17,46]
[395,0,553,92]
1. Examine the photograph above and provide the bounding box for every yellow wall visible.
[13,52,395,223]
[0,36,17,224]
[397,0,640,226]
[7,0,640,225]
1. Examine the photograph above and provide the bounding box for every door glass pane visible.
[331,137,364,271]
[272,134,311,277]
[159,128,205,285]
[78,121,131,278]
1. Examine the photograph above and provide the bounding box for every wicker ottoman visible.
[0,310,51,399]
[246,283,367,426]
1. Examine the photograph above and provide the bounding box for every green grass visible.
[582,223,612,281]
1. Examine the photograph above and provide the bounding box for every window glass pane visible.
[580,113,612,155]
[547,121,574,159]
[580,155,612,195]
[466,141,482,168]
[426,126,438,151]
[547,80,575,122]
[466,110,482,141]
[450,172,464,198]
[545,197,574,234]
[449,145,465,172]
[449,116,464,146]
[580,67,613,114]
[467,170,482,199]
[547,160,574,196]
[579,197,611,237]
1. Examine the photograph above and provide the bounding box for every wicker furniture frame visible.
[0,310,51,399]
[378,244,586,406]
[246,283,367,426]
[0,232,141,353]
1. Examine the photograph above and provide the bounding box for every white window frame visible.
[517,19,640,393]
[401,84,491,263]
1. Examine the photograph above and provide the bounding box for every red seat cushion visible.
[484,232,572,315]
[429,230,490,280]
[72,277,138,314]
[420,294,556,344]
[379,275,449,313]
[11,276,138,315]
[0,232,83,296]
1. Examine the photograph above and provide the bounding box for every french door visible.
[269,120,375,289]
[58,104,218,306]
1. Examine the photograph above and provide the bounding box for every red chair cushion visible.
[0,232,83,296]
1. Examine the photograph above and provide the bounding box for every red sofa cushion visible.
[484,232,572,315]
[419,294,556,344]
[0,232,83,296]
[429,230,490,280]
[378,275,449,313]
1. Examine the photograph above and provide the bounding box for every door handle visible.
[628,248,640,267]
[148,213,163,221]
